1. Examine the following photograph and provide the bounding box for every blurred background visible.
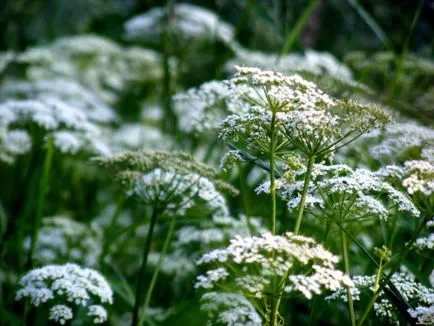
[2,0,433,56]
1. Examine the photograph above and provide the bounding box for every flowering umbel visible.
[16,263,113,324]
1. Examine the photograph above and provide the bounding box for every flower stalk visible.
[340,229,356,326]
[294,155,315,234]
[27,136,54,269]
[141,216,176,321]
[131,207,160,326]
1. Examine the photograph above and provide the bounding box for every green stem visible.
[278,0,321,58]
[357,257,385,326]
[269,108,277,235]
[161,0,177,134]
[345,0,388,46]
[340,229,356,326]
[27,136,54,268]
[357,291,380,326]
[99,195,125,265]
[268,297,280,326]
[131,208,160,326]
[387,0,423,102]
[358,214,432,325]
[238,163,254,235]
[141,216,176,322]
[294,155,315,234]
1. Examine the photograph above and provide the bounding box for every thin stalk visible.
[340,229,356,326]
[99,195,125,265]
[357,258,385,326]
[387,0,424,102]
[278,0,321,58]
[269,107,277,235]
[131,207,160,326]
[238,163,254,235]
[161,0,177,134]
[294,155,315,234]
[358,255,386,325]
[268,296,280,326]
[27,136,54,268]
[345,0,388,46]
[356,291,380,326]
[141,216,176,322]
[267,103,279,324]
[357,214,432,325]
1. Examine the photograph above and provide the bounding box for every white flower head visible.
[16,263,113,324]
[200,292,262,326]
[196,232,353,302]
[125,4,235,46]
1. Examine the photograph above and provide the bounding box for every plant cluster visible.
[0,2,433,326]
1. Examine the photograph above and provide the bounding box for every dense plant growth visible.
[1,1,433,325]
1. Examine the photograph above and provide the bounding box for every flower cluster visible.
[327,272,434,323]
[196,232,353,307]
[173,80,249,135]
[226,47,353,80]
[96,150,237,218]
[414,218,434,251]
[124,4,235,47]
[111,123,173,152]
[218,66,389,162]
[402,160,434,197]
[0,79,115,161]
[16,263,113,324]
[350,121,434,164]
[259,163,420,222]
[25,216,102,266]
[376,159,434,212]
[10,35,166,104]
[200,292,262,326]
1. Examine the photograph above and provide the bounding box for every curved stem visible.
[27,136,54,268]
[131,207,159,326]
[294,155,315,234]
[340,229,356,326]
[141,216,176,321]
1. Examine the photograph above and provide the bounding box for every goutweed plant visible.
[1,6,433,325]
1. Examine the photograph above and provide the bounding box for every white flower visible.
[402,160,434,196]
[0,87,114,156]
[49,305,73,324]
[219,66,388,160]
[124,4,235,46]
[0,79,116,123]
[87,305,108,324]
[226,47,353,80]
[173,80,249,134]
[25,216,102,266]
[0,128,32,163]
[200,292,262,326]
[196,232,352,300]
[408,306,434,325]
[352,121,434,163]
[328,272,434,323]
[112,123,172,151]
[131,168,229,219]
[15,35,165,104]
[16,263,113,324]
